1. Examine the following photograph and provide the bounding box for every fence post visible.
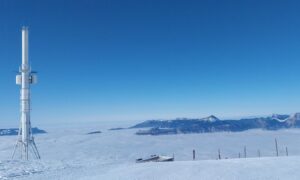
[193,149,195,160]
[244,146,247,158]
[275,138,279,157]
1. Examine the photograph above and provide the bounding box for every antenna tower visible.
[12,27,40,160]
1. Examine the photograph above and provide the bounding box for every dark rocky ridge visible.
[0,127,46,136]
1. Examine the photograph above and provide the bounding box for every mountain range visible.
[0,127,46,136]
[131,113,300,135]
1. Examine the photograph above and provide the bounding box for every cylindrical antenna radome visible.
[22,27,29,66]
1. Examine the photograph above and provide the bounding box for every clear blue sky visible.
[0,0,300,124]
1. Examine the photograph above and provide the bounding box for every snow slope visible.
[1,122,300,179]
[94,157,300,180]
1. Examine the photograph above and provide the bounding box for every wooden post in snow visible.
[218,149,221,160]
[244,146,247,158]
[193,149,195,160]
[286,147,289,156]
[275,138,279,157]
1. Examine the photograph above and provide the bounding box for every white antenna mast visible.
[12,26,40,160]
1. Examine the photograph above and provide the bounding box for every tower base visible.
[12,123,40,160]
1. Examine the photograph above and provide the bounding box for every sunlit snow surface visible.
[1,122,300,179]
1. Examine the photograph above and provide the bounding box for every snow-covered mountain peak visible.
[201,115,220,122]
[283,113,300,125]
[271,114,289,122]
[292,113,300,120]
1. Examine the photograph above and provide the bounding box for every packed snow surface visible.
[1,122,300,180]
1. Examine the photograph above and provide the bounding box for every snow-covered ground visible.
[1,122,300,179]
